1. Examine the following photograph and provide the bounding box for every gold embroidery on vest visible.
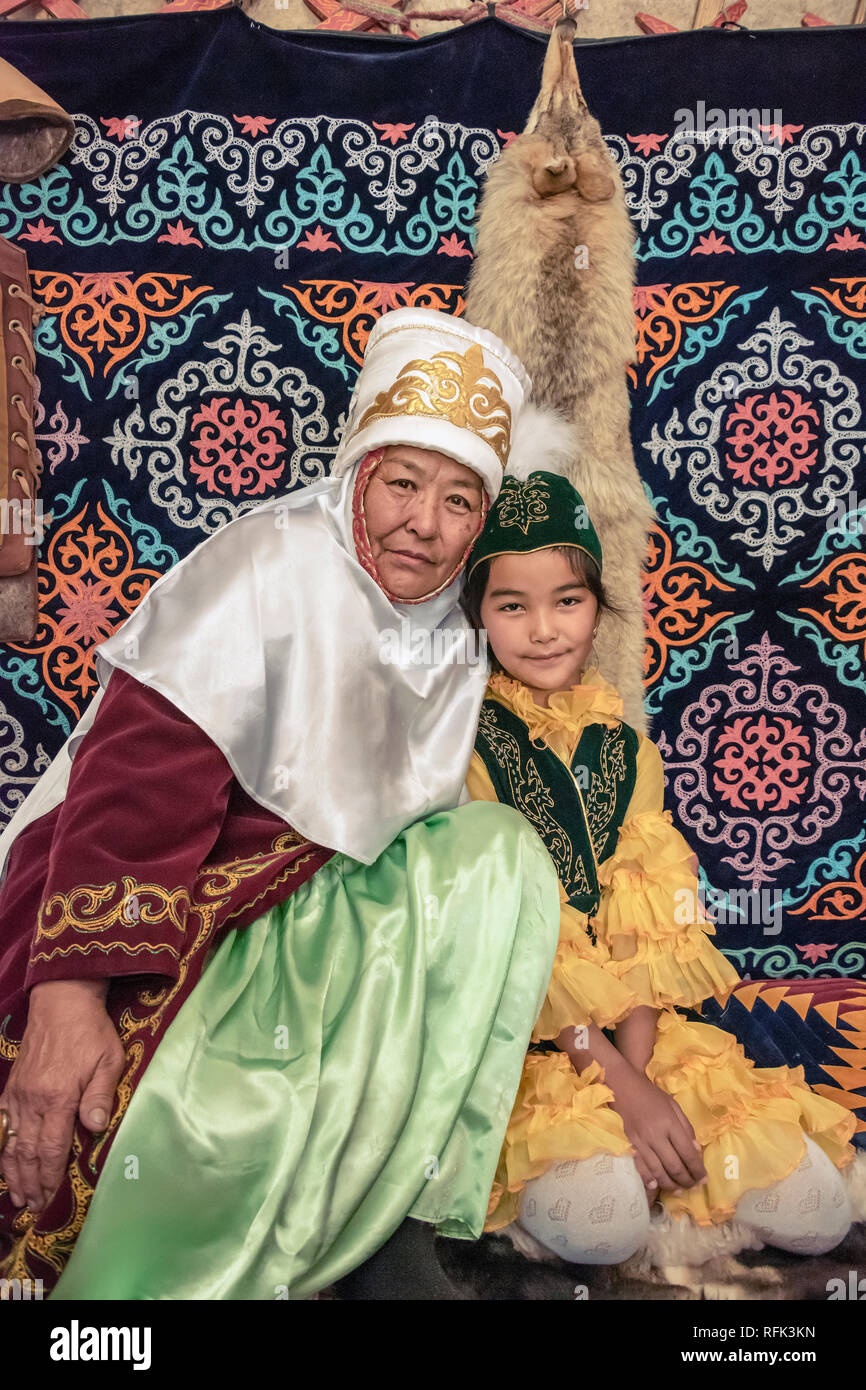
[584,726,630,863]
[477,705,591,899]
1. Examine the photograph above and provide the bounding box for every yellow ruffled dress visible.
[466,669,857,1233]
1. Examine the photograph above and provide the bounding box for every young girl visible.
[461,466,862,1270]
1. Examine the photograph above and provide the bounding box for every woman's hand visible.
[604,1062,707,1199]
[0,978,125,1214]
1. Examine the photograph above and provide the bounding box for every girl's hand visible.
[605,1062,707,1198]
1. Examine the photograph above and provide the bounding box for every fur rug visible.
[435,1221,866,1302]
[433,1150,866,1301]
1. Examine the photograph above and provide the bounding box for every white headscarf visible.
[90,466,492,864]
[0,309,540,870]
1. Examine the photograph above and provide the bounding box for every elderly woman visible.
[0,308,568,1300]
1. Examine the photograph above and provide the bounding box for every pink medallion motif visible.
[188,397,287,497]
[725,390,820,487]
[713,714,811,814]
[656,633,866,888]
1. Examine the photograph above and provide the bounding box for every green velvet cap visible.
[467,470,603,579]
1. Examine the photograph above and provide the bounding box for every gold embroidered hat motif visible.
[331,307,532,500]
[467,470,604,579]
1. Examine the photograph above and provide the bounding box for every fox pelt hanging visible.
[464,13,654,735]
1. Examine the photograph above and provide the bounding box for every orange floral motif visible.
[233,115,277,138]
[100,117,141,141]
[642,523,735,687]
[158,220,204,248]
[6,502,161,718]
[790,848,866,923]
[796,942,834,962]
[805,276,866,317]
[628,281,741,390]
[798,552,866,662]
[758,123,804,146]
[438,233,473,258]
[189,397,288,497]
[30,271,214,378]
[714,714,811,814]
[17,218,63,245]
[284,280,465,366]
[691,231,734,256]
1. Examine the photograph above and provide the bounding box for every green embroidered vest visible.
[474,695,639,928]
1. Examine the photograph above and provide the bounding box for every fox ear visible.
[575,151,615,202]
[506,402,576,481]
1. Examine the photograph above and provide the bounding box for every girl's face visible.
[480,549,598,707]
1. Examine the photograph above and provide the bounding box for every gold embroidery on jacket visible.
[1,830,323,1288]
[34,877,189,946]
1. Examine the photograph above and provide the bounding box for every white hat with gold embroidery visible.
[332,307,533,500]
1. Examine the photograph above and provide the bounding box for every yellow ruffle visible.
[485,667,624,764]
[485,1053,633,1231]
[649,1011,858,1225]
[484,1012,858,1233]
[595,810,741,1011]
[533,892,642,1040]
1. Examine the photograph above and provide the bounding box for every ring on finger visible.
[0,1107,18,1155]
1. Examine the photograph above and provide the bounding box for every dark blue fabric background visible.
[0,11,863,994]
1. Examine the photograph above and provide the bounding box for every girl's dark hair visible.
[460,545,624,674]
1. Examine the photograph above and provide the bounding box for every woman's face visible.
[480,549,598,706]
[363,446,484,600]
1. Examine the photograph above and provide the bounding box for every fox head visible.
[522,17,615,203]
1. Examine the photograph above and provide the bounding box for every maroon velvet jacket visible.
[0,668,334,1289]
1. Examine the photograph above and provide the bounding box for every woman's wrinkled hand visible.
[0,978,125,1214]
[606,1062,707,1199]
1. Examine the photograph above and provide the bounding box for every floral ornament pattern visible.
[6,488,164,720]
[725,389,821,488]
[0,701,51,821]
[277,280,465,370]
[795,276,866,360]
[0,114,503,255]
[188,397,287,498]
[643,307,866,570]
[790,841,866,924]
[629,281,763,402]
[33,394,89,477]
[0,110,862,262]
[104,310,337,531]
[30,272,214,378]
[657,632,866,893]
[606,126,866,252]
[642,521,737,688]
[797,552,866,668]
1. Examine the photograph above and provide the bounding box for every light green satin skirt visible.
[52,801,560,1300]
